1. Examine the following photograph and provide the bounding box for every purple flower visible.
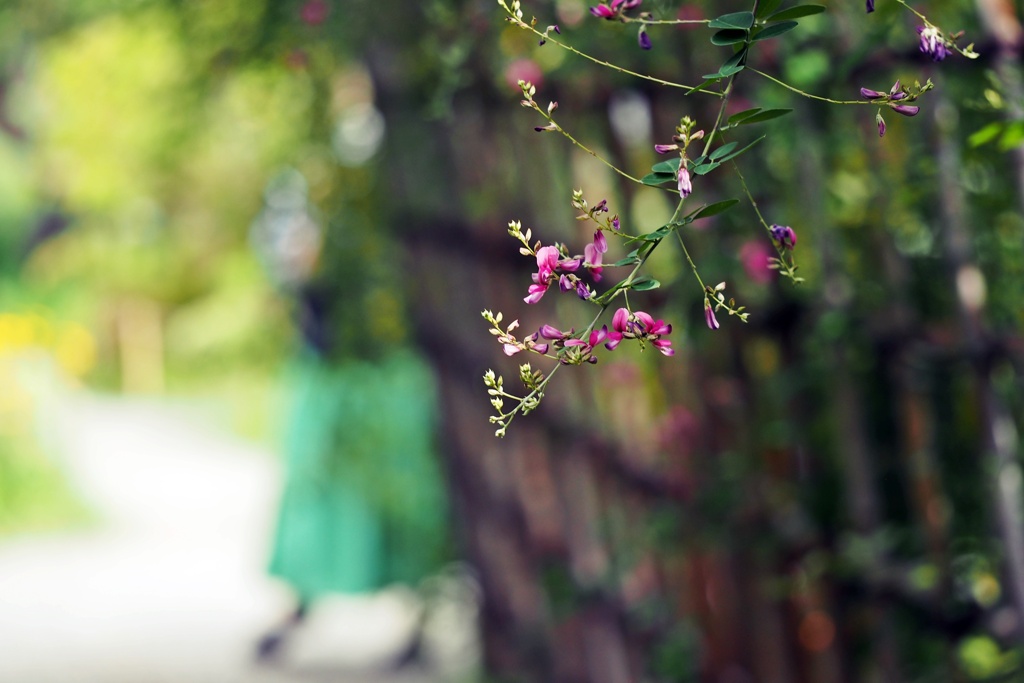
[611,217,620,230]
[918,26,952,62]
[866,0,874,12]
[861,81,903,101]
[892,104,920,117]
[654,143,679,154]
[638,28,652,50]
[704,301,720,330]
[876,112,886,138]
[590,3,615,18]
[677,165,692,199]
[769,224,797,249]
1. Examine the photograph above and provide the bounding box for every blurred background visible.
[2,0,1024,681]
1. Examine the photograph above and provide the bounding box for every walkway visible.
[0,393,472,683]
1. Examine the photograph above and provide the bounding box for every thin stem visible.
[732,160,803,282]
[508,20,722,96]
[748,67,870,105]
[623,17,709,26]
[700,78,734,156]
[893,0,928,24]
[732,161,771,231]
[546,117,642,184]
[675,231,707,291]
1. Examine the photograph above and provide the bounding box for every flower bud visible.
[638,28,652,50]
[891,104,920,117]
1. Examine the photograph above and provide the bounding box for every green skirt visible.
[268,350,450,600]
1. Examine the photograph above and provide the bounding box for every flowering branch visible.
[481,0,979,436]
[498,0,723,95]
[520,81,643,185]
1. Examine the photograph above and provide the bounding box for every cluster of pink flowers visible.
[589,0,641,20]
[524,230,611,304]
[516,307,674,364]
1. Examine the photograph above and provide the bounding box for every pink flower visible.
[584,230,608,281]
[564,326,612,364]
[678,166,692,199]
[739,240,773,285]
[300,0,330,25]
[609,307,674,355]
[504,59,544,91]
[524,246,561,303]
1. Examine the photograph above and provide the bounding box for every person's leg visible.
[255,599,309,662]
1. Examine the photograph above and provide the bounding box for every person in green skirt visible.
[251,172,450,667]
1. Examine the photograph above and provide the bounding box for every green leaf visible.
[715,135,765,163]
[645,226,673,240]
[766,4,824,21]
[968,122,1003,147]
[726,107,763,126]
[705,47,747,79]
[998,121,1024,151]
[651,158,681,174]
[630,276,661,292]
[692,161,722,176]
[711,29,748,45]
[735,108,792,125]
[690,199,740,220]
[686,78,720,96]
[755,0,785,18]
[723,46,748,69]
[640,173,675,187]
[708,11,754,29]
[710,142,739,161]
[611,250,640,267]
[751,21,798,41]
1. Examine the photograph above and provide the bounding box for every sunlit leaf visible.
[968,122,1003,147]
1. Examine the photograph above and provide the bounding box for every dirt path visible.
[0,393,462,683]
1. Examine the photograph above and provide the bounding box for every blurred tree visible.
[2,0,1024,681]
